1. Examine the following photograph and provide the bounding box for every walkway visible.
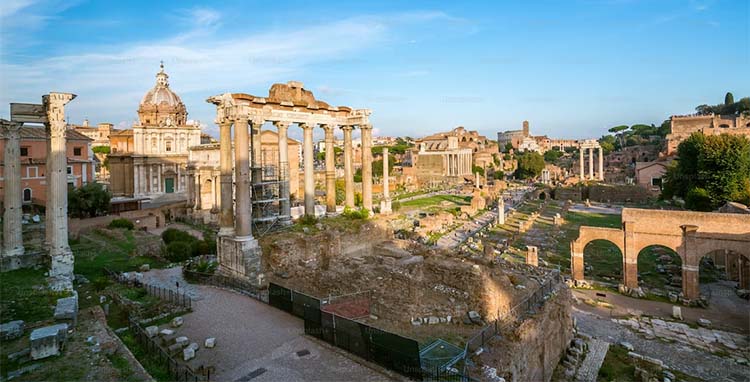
[575,339,609,382]
[143,268,393,382]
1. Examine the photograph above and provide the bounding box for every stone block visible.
[54,294,78,326]
[671,306,682,320]
[175,336,188,347]
[620,341,634,351]
[205,337,216,348]
[171,316,184,328]
[697,318,712,328]
[139,263,150,272]
[160,328,175,336]
[30,324,68,360]
[183,347,195,361]
[187,342,199,352]
[145,326,159,338]
[0,320,25,340]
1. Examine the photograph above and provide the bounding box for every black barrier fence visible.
[104,268,192,310]
[183,269,267,303]
[269,283,423,380]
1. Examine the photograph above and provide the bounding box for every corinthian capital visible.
[321,124,337,133]
[1,119,23,139]
[43,92,76,124]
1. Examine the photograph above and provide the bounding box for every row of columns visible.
[578,146,604,181]
[444,152,471,176]
[2,93,76,290]
[216,117,374,240]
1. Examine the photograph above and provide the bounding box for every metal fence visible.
[183,269,267,303]
[104,268,192,310]
[129,317,209,382]
[269,283,424,380]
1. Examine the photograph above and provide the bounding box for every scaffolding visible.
[251,135,290,236]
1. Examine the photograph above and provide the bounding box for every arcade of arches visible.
[571,208,750,300]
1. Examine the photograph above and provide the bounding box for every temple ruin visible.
[578,139,604,181]
[205,81,373,283]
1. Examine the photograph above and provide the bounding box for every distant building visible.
[108,63,202,198]
[497,120,530,150]
[518,136,541,153]
[0,126,95,206]
[667,114,750,155]
[71,120,114,148]
[635,159,671,193]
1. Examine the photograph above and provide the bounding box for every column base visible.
[380,200,392,214]
[218,227,235,237]
[217,235,263,287]
[48,249,75,292]
[1,247,26,271]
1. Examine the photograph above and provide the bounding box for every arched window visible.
[23,188,32,202]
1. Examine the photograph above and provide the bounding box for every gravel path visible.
[574,307,750,381]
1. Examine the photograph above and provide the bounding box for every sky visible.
[1,0,748,141]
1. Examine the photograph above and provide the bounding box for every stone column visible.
[622,221,639,291]
[579,147,584,180]
[275,122,291,222]
[570,242,584,282]
[186,170,195,208]
[526,246,538,267]
[301,123,315,216]
[2,119,24,260]
[380,147,392,214]
[234,118,252,238]
[44,92,76,291]
[194,173,202,210]
[598,146,604,181]
[497,197,505,225]
[341,126,355,208]
[588,148,594,180]
[323,124,336,214]
[360,124,373,211]
[219,121,234,236]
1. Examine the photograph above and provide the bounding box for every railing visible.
[461,269,563,376]
[104,268,193,310]
[182,269,267,303]
[128,317,210,382]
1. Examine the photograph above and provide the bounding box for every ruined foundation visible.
[217,235,263,285]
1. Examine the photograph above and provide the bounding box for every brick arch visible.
[633,238,682,264]
[571,227,625,282]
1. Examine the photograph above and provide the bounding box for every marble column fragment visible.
[360,124,373,211]
[1,119,24,258]
[323,124,336,214]
[380,147,392,214]
[301,123,315,216]
[219,121,234,236]
[275,122,291,222]
[341,125,355,208]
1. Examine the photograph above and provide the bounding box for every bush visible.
[161,228,197,245]
[392,201,401,212]
[685,187,713,212]
[108,218,134,230]
[342,206,369,219]
[92,276,111,291]
[68,183,111,218]
[165,241,193,262]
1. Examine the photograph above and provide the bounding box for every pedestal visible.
[380,199,392,214]
[48,250,74,291]
[217,235,263,286]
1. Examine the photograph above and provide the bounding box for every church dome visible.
[137,62,188,126]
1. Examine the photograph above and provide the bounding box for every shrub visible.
[165,241,193,262]
[161,228,197,245]
[392,201,401,212]
[108,218,134,230]
[298,214,318,226]
[92,276,111,291]
[342,206,369,219]
[685,187,713,212]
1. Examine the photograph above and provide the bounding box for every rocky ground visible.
[574,307,750,381]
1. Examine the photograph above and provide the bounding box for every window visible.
[23,188,32,202]
[27,167,38,178]
[74,147,82,156]
[165,140,172,152]
[20,147,29,156]
[651,177,662,187]
[67,166,73,175]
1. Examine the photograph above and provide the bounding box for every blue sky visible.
[1,0,748,141]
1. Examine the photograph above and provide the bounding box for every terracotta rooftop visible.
[0,126,93,141]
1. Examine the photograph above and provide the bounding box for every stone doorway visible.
[165,177,175,193]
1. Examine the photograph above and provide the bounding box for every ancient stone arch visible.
[571,208,750,300]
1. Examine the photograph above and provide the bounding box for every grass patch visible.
[71,229,165,282]
[118,330,173,382]
[597,344,635,381]
[107,353,139,382]
[0,267,71,323]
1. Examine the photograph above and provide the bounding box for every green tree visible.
[608,125,629,148]
[504,142,513,153]
[514,152,545,179]
[685,187,713,212]
[725,92,734,105]
[68,183,111,218]
[662,133,750,209]
[599,135,616,154]
[543,149,563,162]
[472,165,485,176]
[372,154,396,178]
[92,146,111,154]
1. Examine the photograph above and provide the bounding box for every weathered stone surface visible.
[171,316,184,328]
[0,320,25,340]
[697,318,712,328]
[175,336,188,347]
[620,341,634,351]
[145,326,159,338]
[183,347,195,361]
[204,337,216,348]
[160,328,175,336]
[671,306,682,321]
[54,294,78,325]
[30,323,68,360]
[187,342,199,352]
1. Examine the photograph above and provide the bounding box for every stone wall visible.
[553,187,582,201]
[472,287,574,382]
[588,184,652,203]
